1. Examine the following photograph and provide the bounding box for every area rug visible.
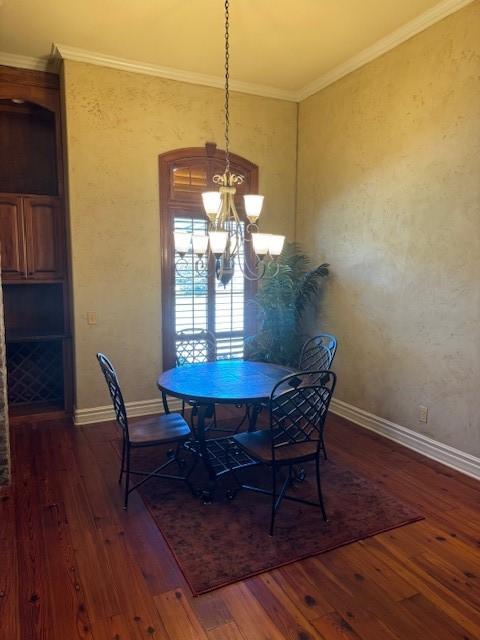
[132,444,423,595]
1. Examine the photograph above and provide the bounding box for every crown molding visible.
[0,50,51,72]
[2,0,473,102]
[52,0,476,102]
[51,43,298,102]
[297,0,475,101]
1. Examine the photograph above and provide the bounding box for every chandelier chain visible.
[173,0,283,286]
[224,0,230,174]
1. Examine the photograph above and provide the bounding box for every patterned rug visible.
[133,443,423,595]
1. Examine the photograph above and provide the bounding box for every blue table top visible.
[157,360,293,404]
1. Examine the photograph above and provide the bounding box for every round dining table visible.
[157,360,293,500]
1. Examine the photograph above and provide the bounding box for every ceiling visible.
[0,0,468,99]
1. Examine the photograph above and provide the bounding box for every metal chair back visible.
[96,353,129,437]
[269,370,336,459]
[176,328,217,366]
[299,334,337,372]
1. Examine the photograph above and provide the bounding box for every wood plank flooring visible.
[1,412,480,639]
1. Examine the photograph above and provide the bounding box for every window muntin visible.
[173,216,246,362]
[174,217,208,333]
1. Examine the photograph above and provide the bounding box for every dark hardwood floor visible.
[1,412,480,639]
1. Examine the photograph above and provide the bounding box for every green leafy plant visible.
[245,242,329,366]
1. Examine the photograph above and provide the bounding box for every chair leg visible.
[173,441,186,468]
[185,455,199,497]
[225,442,244,500]
[162,391,170,415]
[270,464,277,536]
[321,435,328,460]
[123,445,131,510]
[315,454,327,521]
[119,436,126,484]
[189,404,198,431]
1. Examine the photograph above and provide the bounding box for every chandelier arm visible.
[194,258,209,279]
[229,195,243,226]
[228,199,245,259]
[174,256,189,278]
[219,197,228,227]
[228,227,243,259]
[236,255,268,281]
[199,253,210,274]
[268,260,281,279]
[174,254,210,279]
[175,255,209,279]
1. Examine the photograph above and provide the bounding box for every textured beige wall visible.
[297,2,480,456]
[62,60,297,410]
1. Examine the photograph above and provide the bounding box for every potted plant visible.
[245,242,329,367]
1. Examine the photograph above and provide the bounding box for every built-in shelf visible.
[3,282,65,338]
[6,339,65,410]
[1,66,72,420]
[0,99,58,196]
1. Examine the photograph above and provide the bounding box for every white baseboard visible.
[75,395,480,481]
[330,398,480,481]
[74,398,182,425]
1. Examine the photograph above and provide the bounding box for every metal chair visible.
[299,333,337,371]
[96,353,192,510]
[176,327,217,366]
[230,370,336,535]
[298,334,337,459]
[162,328,218,431]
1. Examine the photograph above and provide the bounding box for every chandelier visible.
[174,0,285,286]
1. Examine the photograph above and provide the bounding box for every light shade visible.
[174,231,191,255]
[267,234,285,256]
[251,232,271,257]
[244,195,264,221]
[209,231,228,256]
[202,191,222,216]
[192,234,209,256]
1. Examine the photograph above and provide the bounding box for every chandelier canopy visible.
[174,0,285,286]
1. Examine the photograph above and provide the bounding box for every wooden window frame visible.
[159,143,259,371]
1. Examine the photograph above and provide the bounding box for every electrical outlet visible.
[418,405,428,423]
[86,311,97,325]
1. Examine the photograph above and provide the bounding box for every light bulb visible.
[251,232,271,257]
[209,231,228,256]
[268,234,285,256]
[192,234,209,256]
[174,231,191,256]
[244,195,264,222]
[202,191,221,216]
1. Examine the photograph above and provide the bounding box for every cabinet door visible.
[0,195,27,280]
[23,196,64,280]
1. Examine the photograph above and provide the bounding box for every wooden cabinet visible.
[0,196,26,279]
[1,66,72,421]
[0,194,64,281]
[24,196,64,280]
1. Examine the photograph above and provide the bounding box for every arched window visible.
[159,143,258,370]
